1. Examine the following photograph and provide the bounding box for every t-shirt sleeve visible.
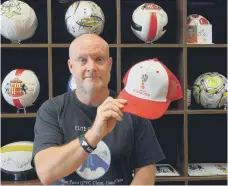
[31,99,63,168]
[132,116,165,168]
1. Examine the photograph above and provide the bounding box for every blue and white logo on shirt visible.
[76,140,111,180]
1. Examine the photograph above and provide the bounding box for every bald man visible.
[32,34,165,185]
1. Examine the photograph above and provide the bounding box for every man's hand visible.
[89,97,127,141]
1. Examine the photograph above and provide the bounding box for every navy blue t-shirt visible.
[32,90,165,185]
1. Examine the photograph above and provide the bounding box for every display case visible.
[1,0,227,185]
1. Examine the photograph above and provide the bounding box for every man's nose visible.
[86,59,97,71]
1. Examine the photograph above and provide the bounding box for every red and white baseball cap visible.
[118,58,183,119]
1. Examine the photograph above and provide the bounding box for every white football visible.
[131,3,168,43]
[187,14,210,25]
[1,69,40,108]
[1,141,37,181]
[65,1,105,38]
[0,0,38,43]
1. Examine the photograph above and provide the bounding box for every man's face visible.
[68,38,112,93]
[188,28,194,39]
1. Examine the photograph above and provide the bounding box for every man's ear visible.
[108,57,113,71]
[68,59,73,74]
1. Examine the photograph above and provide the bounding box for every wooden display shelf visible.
[1,44,49,48]
[1,179,41,185]
[187,175,227,181]
[1,113,37,118]
[120,44,183,48]
[51,44,119,48]
[156,176,186,182]
[0,110,184,118]
[1,176,227,185]
[186,44,227,48]
[1,44,118,48]
[166,110,184,114]
[1,44,185,48]
[51,43,183,48]
[187,110,227,115]
[157,176,228,182]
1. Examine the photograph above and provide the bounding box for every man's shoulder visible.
[39,92,73,111]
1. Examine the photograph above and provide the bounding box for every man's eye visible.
[96,57,104,62]
[78,58,86,63]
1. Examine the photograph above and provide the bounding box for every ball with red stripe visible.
[187,14,210,25]
[1,69,40,108]
[131,3,168,43]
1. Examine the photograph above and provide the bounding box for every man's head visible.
[187,26,195,39]
[68,34,112,94]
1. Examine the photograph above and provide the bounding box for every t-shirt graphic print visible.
[76,140,111,180]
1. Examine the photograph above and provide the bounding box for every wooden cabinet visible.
[1,0,227,185]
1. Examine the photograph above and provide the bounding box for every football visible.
[192,72,227,109]
[1,69,40,108]
[0,0,38,43]
[131,3,168,43]
[187,14,210,25]
[1,141,37,181]
[65,1,105,38]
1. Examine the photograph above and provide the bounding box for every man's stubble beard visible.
[82,79,104,95]
[83,83,97,94]
[77,73,111,95]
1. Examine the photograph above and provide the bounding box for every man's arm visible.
[131,164,156,185]
[35,130,100,185]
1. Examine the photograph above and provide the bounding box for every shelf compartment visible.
[152,115,185,177]
[121,47,184,110]
[1,118,36,147]
[1,48,49,114]
[121,0,184,44]
[187,48,227,110]
[51,0,117,44]
[187,0,227,44]
[188,114,227,163]
[1,0,48,44]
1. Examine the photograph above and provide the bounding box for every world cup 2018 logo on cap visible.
[141,74,148,89]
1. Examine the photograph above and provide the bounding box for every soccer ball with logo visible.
[65,1,105,38]
[192,72,227,109]
[131,3,168,43]
[0,0,38,43]
[187,14,210,25]
[1,69,40,108]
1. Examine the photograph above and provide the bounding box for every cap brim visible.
[118,89,171,120]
